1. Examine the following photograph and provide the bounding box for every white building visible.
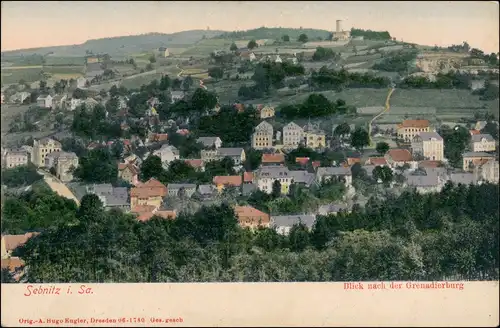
[251,121,274,150]
[470,134,496,152]
[153,145,180,168]
[282,122,304,149]
[36,95,53,108]
[411,132,444,161]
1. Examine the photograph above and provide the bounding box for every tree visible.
[190,88,218,112]
[244,148,263,171]
[282,35,290,42]
[1,164,43,188]
[334,123,351,138]
[350,127,370,150]
[298,34,309,43]
[372,166,393,185]
[375,142,390,155]
[288,223,310,252]
[247,40,258,49]
[230,43,238,52]
[77,194,104,220]
[208,67,224,81]
[182,75,194,91]
[73,148,118,183]
[146,63,154,71]
[149,55,157,63]
[481,122,499,140]
[271,180,282,199]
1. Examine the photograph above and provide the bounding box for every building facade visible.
[4,150,29,168]
[32,138,62,167]
[470,134,496,152]
[282,122,304,149]
[252,121,274,149]
[411,132,444,161]
[397,119,431,142]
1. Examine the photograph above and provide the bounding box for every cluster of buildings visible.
[251,121,327,150]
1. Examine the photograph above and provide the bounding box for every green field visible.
[180,39,233,56]
[44,56,85,66]
[1,67,43,84]
[119,72,164,89]
[42,66,85,74]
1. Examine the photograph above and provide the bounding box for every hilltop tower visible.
[333,19,350,41]
[336,20,342,33]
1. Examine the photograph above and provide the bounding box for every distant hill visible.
[214,27,332,41]
[1,30,226,58]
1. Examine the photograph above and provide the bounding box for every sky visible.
[1,1,499,53]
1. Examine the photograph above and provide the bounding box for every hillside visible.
[1,30,226,58]
[214,27,332,41]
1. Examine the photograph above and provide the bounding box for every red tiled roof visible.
[234,205,270,223]
[262,153,285,163]
[1,257,24,272]
[149,133,169,142]
[184,159,205,168]
[367,157,387,166]
[243,171,253,183]
[118,163,139,175]
[399,119,430,128]
[137,210,177,222]
[131,205,157,214]
[213,175,242,187]
[2,232,40,252]
[386,149,413,162]
[470,129,481,135]
[131,179,167,198]
[312,161,321,169]
[346,157,361,166]
[295,157,310,165]
[122,139,131,146]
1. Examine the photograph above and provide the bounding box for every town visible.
[1,15,499,283]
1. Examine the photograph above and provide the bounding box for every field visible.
[44,56,86,66]
[1,67,42,84]
[180,39,233,56]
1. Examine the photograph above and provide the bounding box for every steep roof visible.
[130,179,167,198]
[367,157,387,166]
[197,137,220,147]
[254,121,273,133]
[262,153,285,163]
[243,172,254,183]
[118,163,139,175]
[213,175,242,186]
[184,159,205,169]
[415,132,443,141]
[218,148,244,157]
[2,232,40,252]
[234,205,269,219]
[471,134,494,142]
[386,149,413,162]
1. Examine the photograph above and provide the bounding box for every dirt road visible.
[38,170,80,205]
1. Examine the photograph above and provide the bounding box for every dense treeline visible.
[279,94,355,119]
[372,51,418,72]
[398,71,473,89]
[7,182,498,283]
[310,67,391,91]
[350,28,392,41]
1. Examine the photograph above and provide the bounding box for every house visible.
[261,153,285,166]
[243,171,254,183]
[1,232,40,259]
[275,55,283,63]
[270,215,316,235]
[252,121,274,149]
[316,166,353,187]
[213,175,243,192]
[32,137,62,167]
[295,157,310,166]
[475,121,488,131]
[462,152,496,171]
[254,166,293,194]
[158,47,170,57]
[240,51,257,62]
[171,91,186,103]
[184,159,205,171]
[130,178,168,211]
[83,97,99,109]
[132,206,176,222]
[51,94,68,110]
[474,159,499,184]
[411,131,444,161]
[317,203,352,216]
[196,184,217,199]
[153,144,180,167]
[86,184,130,211]
[217,148,246,165]
[234,205,270,229]
[76,77,88,89]
[197,136,222,149]
[67,98,83,111]
[118,163,139,185]
[303,123,326,149]
[10,92,30,104]
[365,157,388,166]
[469,129,481,136]
[167,184,197,198]
[1,257,25,281]
[385,149,414,168]
[260,106,275,119]
[405,174,443,193]
[4,149,29,168]
[397,119,431,142]
[470,134,496,152]
[36,94,53,108]
[344,157,361,167]
[449,172,478,186]
[44,151,79,182]
[147,132,169,145]
[282,122,304,149]
[289,170,315,187]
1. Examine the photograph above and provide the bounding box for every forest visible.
[3,181,498,283]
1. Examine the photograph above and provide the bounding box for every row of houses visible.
[252,121,327,150]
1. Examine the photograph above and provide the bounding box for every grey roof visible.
[471,134,494,142]
[242,183,257,196]
[318,203,351,215]
[257,166,290,178]
[415,132,443,141]
[449,173,477,185]
[362,165,376,177]
[86,63,103,72]
[270,215,317,230]
[198,184,216,195]
[289,170,315,186]
[217,148,244,157]
[462,152,495,158]
[158,144,179,155]
[424,167,448,178]
[406,174,440,187]
[168,183,197,190]
[317,166,352,177]
[5,149,28,156]
[86,183,113,195]
[254,121,273,133]
[103,188,129,206]
[197,137,220,147]
[45,151,77,159]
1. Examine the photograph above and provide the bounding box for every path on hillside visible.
[369,87,396,145]
[176,64,208,90]
[37,169,80,206]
